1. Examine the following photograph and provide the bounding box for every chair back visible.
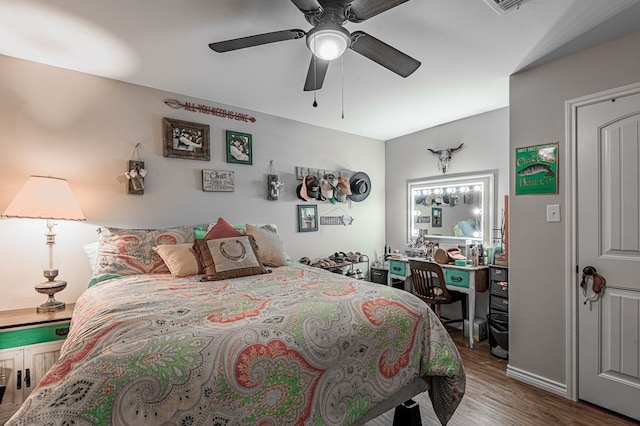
[409,260,454,304]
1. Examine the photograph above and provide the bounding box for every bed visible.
[7,222,465,425]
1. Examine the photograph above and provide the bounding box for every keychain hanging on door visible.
[580,266,607,308]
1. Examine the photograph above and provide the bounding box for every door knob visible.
[580,265,607,306]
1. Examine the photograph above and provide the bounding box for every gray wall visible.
[509,32,640,386]
[0,55,385,311]
[385,108,510,318]
[385,108,510,253]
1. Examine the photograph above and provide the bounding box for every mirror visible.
[407,171,495,247]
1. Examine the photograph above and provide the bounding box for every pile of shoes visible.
[307,258,340,268]
[298,251,369,278]
[345,268,365,279]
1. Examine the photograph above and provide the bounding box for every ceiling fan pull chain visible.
[313,42,318,107]
[341,55,345,119]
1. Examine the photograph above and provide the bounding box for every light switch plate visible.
[546,204,560,222]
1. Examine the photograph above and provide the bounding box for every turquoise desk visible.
[387,257,488,349]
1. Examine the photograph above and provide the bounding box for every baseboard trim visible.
[506,365,568,398]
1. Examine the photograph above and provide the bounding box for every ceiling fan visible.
[209,0,421,91]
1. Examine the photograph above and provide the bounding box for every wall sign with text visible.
[515,142,558,195]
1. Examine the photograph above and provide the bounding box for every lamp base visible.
[35,279,67,313]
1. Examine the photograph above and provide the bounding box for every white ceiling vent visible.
[482,0,526,14]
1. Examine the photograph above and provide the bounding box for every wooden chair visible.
[409,260,466,324]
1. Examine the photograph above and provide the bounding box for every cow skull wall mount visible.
[428,143,464,174]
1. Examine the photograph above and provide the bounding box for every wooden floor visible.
[366,327,638,426]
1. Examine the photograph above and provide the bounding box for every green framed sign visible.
[515,142,558,195]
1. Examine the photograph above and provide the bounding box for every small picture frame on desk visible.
[432,207,442,227]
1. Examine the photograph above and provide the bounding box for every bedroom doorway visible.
[574,85,640,421]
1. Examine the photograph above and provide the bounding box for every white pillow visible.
[245,224,288,267]
[83,242,99,275]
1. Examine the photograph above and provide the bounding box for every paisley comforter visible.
[8,263,465,425]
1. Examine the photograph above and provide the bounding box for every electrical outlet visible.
[546,204,560,222]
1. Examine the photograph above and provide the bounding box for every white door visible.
[577,90,640,421]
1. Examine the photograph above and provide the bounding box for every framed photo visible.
[226,130,252,165]
[163,118,210,161]
[202,169,234,192]
[463,192,474,204]
[416,215,430,223]
[432,207,442,227]
[515,141,559,195]
[298,205,318,232]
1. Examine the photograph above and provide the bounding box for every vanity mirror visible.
[407,171,496,246]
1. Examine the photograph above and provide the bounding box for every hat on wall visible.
[337,176,352,196]
[324,173,338,188]
[348,172,371,202]
[319,178,334,200]
[296,175,319,201]
[305,175,320,199]
[334,188,347,202]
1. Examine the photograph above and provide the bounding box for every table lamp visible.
[2,176,85,312]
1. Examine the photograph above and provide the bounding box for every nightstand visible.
[0,303,74,423]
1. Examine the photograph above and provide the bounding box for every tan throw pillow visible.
[193,235,268,281]
[153,244,202,277]
[245,224,288,267]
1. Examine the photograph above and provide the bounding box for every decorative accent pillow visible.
[95,226,195,276]
[193,235,268,281]
[153,243,202,277]
[203,217,243,240]
[83,241,99,275]
[245,224,288,267]
[232,223,279,235]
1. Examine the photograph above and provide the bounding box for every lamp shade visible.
[306,25,351,61]
[2,175,85,221]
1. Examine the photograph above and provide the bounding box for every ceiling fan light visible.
[307,26,350,61]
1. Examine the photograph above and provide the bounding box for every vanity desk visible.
[387,257,488,349]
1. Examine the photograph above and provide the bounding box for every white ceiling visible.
[1,0,640,140]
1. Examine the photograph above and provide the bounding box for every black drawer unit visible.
[370,267,388,285]
[490,295,509,313]
[488,265,509,359]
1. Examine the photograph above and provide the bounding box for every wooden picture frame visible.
[298,205,318,232]
[163,117,210,161]
[202,169,234,192]
[226,130,252,165]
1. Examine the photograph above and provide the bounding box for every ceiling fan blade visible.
[346,0,409,22]
[289,0,323,15]
[303,56,330,91]
[209,29,305,53]
[350,31,420,77]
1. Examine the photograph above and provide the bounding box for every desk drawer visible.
[389,260,407,278]
[0,322,70,350]
[490,267,508,281]
[445,269,469,288]
[490,280,509,297]
[490,295,509,313]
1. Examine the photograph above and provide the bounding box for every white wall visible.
[0,55,385,311]
[509,32,640,386]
